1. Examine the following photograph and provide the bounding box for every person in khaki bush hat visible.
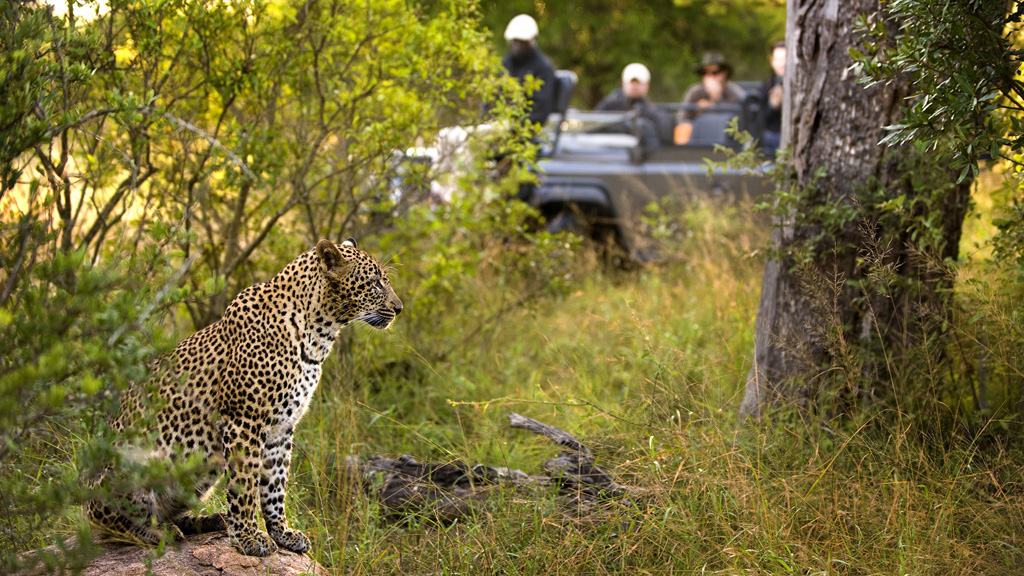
[674,51,747,144]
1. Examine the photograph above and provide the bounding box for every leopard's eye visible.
[374,279,384,292]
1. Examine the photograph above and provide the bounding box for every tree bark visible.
[740,0,971,418]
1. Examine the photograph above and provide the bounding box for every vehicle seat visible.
[545,70,578,156]
[653,109,676,146]
[687,111,738,147]
[552,70,577,119]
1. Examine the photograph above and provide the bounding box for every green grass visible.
[281,194,1024,575]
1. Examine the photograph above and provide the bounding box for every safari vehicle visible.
[530,70,776,261]
[388,72,774,261]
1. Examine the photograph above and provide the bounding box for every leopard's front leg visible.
[261,431,310,553]
[222,418,278,557]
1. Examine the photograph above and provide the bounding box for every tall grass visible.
[287,192,1024,575]
[16,190,1019,575]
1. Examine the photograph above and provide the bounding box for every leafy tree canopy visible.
[475,0,786,106]
[855,1,1024,279]
[0,0,544,568]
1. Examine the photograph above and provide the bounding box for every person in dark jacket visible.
[501,14,557,128]
[595,63,668,147]
[758,41,786,154]
[596,63,652,111]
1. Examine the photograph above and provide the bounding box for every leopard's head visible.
[316,238,402,329]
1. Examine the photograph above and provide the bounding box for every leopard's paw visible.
[270,528,310,554]
[163,522,186,543]
[234,529,278,557]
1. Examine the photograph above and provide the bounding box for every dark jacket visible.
[595,89,670,147]
[595,89,653,114]
[502,46,557,126]
[758,75,783,134]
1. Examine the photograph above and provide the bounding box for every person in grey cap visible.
[674,51,747,143]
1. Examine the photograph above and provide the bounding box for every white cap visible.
[622,63,651,84]
[504,14,539,41]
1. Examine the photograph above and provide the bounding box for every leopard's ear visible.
[316,239,353,275]
[341,237,357,248]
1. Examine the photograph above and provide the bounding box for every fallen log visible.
[508,412,632,501]
[338,412,645,523]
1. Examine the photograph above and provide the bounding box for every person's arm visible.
[594,91,618,111]
[676,84,702,123]
[528,62,557,126]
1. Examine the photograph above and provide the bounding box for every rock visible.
[18,532,325,576]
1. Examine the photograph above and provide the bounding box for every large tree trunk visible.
[739,0,971,418]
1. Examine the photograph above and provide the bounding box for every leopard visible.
[87,238,402,557]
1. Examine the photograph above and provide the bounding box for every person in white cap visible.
[501,14,557,127]
[596,63,652,111]
[595,62,668,147]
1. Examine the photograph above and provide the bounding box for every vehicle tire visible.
[545,205,635,269]
[592,224,633,270]
[545,208,589,237]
